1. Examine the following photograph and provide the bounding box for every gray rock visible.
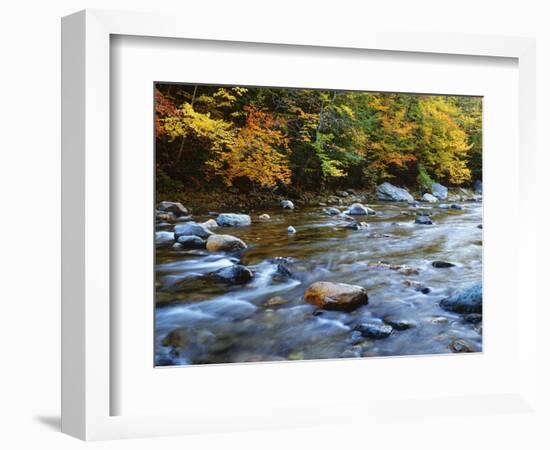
[287,226,297,234]
[415,216,433,225]
[422,193,438,203]
[440,283,482,314]
[431,182,448,200]
[201,218,219,229]
[174,222,214,240]
[176,235,206,249]
[214,264,254,284]
[155,231,175,245]
[450,204,463,210]
[259,213,271,220]
[281,200,295,210]
[376,182,414,202]
[216,213,251,227]
[383,316,417,330]
[336,190,349,198]
[474,180,482,194]
[437,204,450,209]
[158,201,188,216]
[449,338,477,353]
[464,313,482,324]
[355,322,393,339]
[343,221,368,230]
[347,203,376,215]
[432,261,455,268]
[325,207,341,215]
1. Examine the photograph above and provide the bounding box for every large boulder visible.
[158,201,188,216]
[376,182,414,202]
[206,234,247,252]
[304,281,368,311]
[347,203,376,215]
[431,183,448,200]
[174,222,213,240]
[216,213,251,227]
[281,200,295,210]
[440,283,482,314]
[422,193,438,203]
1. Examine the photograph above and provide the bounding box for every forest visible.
[155,83,482,197]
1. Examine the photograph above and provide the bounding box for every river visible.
[155,200,482,366]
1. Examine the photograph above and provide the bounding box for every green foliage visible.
[155,83,482,193]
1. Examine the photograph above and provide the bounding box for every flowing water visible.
[155,201,482,366]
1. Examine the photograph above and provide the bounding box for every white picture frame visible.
[61,9,538,441]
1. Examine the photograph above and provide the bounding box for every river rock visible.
[281,200,295,210]
[206,234,247,252]
[343,221,368,230]
[158,201,188,216]
[402,280,431,294]
[174,222,213,240]
[415,216,433,225]
[449,338,476,353]
[376,182,414,202]
[383,316,417,330]
[422,193,438,203]
[477,224,483,229]
[325,207,341,215]
[431,183,448,200]
[347,203,376,215]
[437,204,450,209]
[432,261,455,268]
[259,213,271,220]
[155,231,175,245]
[176,235,206,249]
[287,226,297,234]
[367,262,419,275]
[450,204,463,210]
[474,180,482,194]
[304,281,369,311]
[201,218,219,229]
[336,190,349,197]
[216,213,251,227]
[214,264,254,284]
[463,313,482,324]
[355,322,393,339]
[156,211,176,222]
[264,296,289,307]
[440,283,482,314]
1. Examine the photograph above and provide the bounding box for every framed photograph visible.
[62,9,538,440]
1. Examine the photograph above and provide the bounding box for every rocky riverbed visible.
[155,186,483,366]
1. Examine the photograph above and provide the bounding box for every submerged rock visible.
[440,283,482,314]
[463,313,483,324]
[343,221,368,230]
[414,216,433,225]
[281,199,295,210]
[449,338,477,353]
[367,262,419,276]
[402,280,431,294]
[259,213,271,220]
[422,193,438,203]
[214,264,254,284]
[431,183,448,200]
[383,316,417,330]
[216,213,251,227]
[355,322,393,339]
[304,281,369,311]
[432,261,455,268]
[450,204,463,210]
[174,222,214,240]
[176,235,206,249]
[347,203,376,215]
[158,201,188,216]
[376,182,414,202]
[206,234,247,252]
